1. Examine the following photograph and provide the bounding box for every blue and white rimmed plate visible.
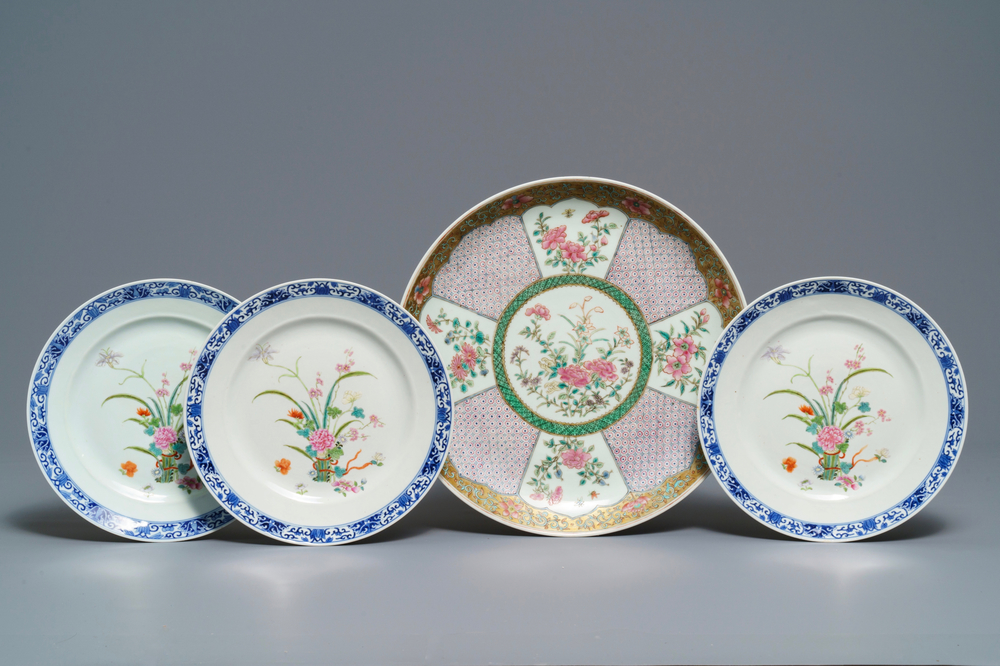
[26,279,239,541]
[186,279,451,545]
[699,277,968,542]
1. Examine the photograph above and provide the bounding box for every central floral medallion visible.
[494,274,652,436]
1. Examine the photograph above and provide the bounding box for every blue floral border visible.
[185,280,452,545]
[26,280,239,541]
[698,278,968,541]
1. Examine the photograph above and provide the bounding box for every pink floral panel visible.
[605,219,707,322]
[432,216,542,320]
[450,388,539,494]
[603,389,698,492]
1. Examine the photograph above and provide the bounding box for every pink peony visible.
[541,225,568,250]
[530,492,545,501]
[333,479,361,493]
[558,364,591,388]
[664,354,692,380]
[836,474,859,490]
[561,448,592,469]
[817,425,845,453]
[548,486,563,505]
[560,240,587,263]
[583,358,618,383]
[153,427,178,451]
[581,209,609,224]
[621,197,651,216]
[450,354,469,380]
[309,428,337,453]
[525,304,551,320]
[178,476,202,490]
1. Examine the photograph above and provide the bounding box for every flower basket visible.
[157,451,181,484]
[821,452,842,480]
[313,456,333,482]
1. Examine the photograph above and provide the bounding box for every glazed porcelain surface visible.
[699,277,967,541]
[26,280,238,541]
[403,177,744,535]
[186,279,451,545]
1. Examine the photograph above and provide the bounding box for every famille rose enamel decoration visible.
[699,278,968,541]
[186,280,451,545]
[404,177,744,535]
[26,280,238,541]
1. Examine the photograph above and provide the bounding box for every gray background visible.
[1,2,997,664]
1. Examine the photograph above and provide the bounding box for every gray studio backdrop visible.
[2,2,998,665]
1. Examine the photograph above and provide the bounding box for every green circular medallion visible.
[493,274,652,436]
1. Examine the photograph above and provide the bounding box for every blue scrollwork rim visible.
[698,277,968,542]
[185,279,453,545]
[25,279,239,541]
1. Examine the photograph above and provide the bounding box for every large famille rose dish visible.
[403,177,745,535]
[699,277,968,541]
[185,280,451,545]
[26,280,238,541]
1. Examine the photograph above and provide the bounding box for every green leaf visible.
[122,417,147,426]
[833,401,847,414]
[843,367,892,382]
[255,390,317,426]
[283,445,315,461]
[786,442,817,455]
[782,414,813,425]
[764,389,813,403]
[123,446,159,459]
[253,390,302,406]
[170,404,183,416]
[274,418,302,430]
[858,402,871,413]
[331,370,375,387]
[334,419,362,437]
[327,406,343,418]
[841,414,867,430]
[102,394,153,411]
